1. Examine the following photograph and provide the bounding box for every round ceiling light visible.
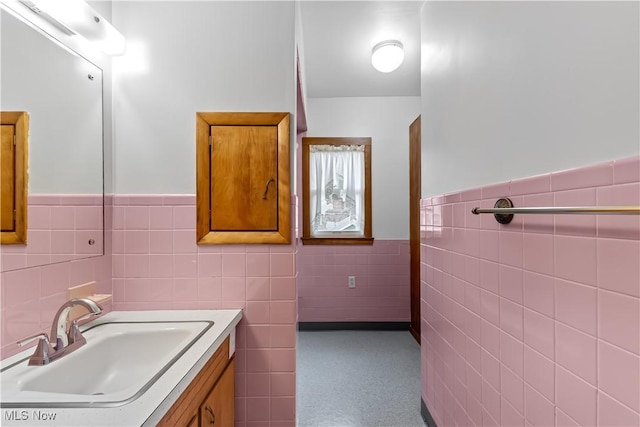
[371,40,404,73]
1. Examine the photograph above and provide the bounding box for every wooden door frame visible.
[409,116,421,344]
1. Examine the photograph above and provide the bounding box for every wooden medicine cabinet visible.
[196,112,290,244]
[1,111,28,244]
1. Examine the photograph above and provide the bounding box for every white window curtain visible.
[309,145,365,236]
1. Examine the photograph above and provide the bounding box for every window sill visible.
[301,237,374,246]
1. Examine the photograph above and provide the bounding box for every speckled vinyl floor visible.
[296,330,425,427]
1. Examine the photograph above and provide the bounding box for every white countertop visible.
[0,309,242,426]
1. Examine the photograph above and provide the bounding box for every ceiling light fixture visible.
[371,40,404,73]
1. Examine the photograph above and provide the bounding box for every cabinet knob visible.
[205,406,216,425]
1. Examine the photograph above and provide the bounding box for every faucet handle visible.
[66,310,101,344]
[17,333,53,366]
[67,320,87,345]
[17,332,50,347]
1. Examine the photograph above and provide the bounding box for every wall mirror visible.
[0,9,104,272]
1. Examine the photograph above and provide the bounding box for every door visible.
[409,116,421,343]
[211,125,278,231]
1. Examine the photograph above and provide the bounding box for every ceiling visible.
[299,1,422,99]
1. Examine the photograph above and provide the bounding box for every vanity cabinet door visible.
[200,359,235,427]
[186,414,199,427]
[156,337,231,427]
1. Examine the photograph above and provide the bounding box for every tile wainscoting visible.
[420,156,640,427]
[111,195,297,427]
[1,194,297,427]
[297,240,410,322]
[1,194,104,271]
[1,195,113,359]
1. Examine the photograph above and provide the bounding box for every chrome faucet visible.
[17,298,102,366]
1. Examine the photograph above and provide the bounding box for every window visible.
[302,137,373,245]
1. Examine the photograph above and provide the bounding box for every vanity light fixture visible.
[371,40,404,73]
[19,0,126,56]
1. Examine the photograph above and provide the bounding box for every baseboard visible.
[421,398,437,427]
[297,321,410,331]
[409,326,421,344]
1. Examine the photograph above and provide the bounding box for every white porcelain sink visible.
[1,321,212,407]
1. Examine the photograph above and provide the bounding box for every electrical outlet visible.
[348,276,356,288]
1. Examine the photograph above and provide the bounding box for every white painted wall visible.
[306,96,421,240]
[295,0,308,110]
[112,1,295,194]
[421,2,640,197]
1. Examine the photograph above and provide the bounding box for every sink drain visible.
[91,392,104,395]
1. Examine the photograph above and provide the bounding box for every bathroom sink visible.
[1,321,213,407]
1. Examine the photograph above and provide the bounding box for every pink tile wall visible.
[112,195,297,427]
[0,195,113,359]
[297,240,410,322]
[421,156,640,427]
[1,194,104,271]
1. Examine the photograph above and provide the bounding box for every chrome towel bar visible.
[471,198,640,224]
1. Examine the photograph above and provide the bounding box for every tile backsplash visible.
[1,194,296,427]
[111,195,297,426]
[421,156,640,427]
[1,195,112,359]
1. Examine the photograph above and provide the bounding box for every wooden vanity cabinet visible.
[200,359,235,426]
[157,337,235,427]
[186,415,198,427]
